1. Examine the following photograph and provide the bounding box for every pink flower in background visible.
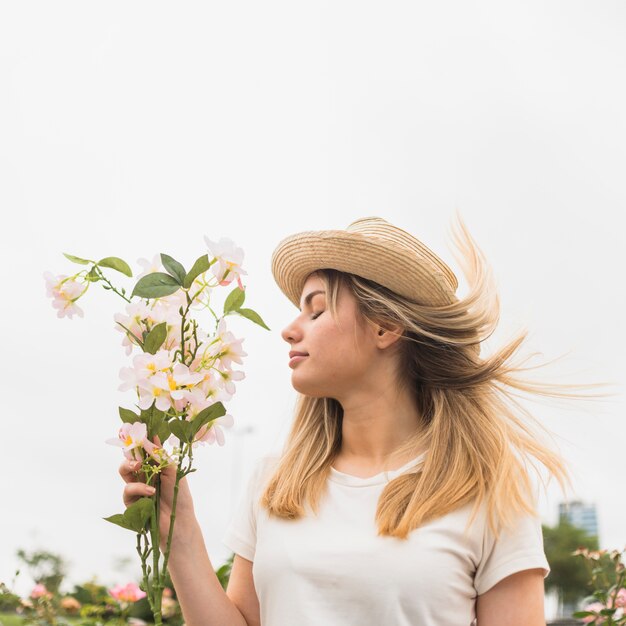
[162,595,178,619]
[30,583,52,599]
[204,236,247,289]
[581,602,606,623]
[43,272,85,319]
[109,582,147,604]
[60,596,82,612]
[615,588,626,607]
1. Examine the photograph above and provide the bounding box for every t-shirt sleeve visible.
[221,455,273,562]
[473,507,550,595]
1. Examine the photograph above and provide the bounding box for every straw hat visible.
[271,216,460,308]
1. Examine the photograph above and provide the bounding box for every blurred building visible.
[558,500,599,540]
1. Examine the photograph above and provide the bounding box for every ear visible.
[374,322,405,350]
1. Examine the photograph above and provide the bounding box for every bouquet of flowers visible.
[44,237,269,625]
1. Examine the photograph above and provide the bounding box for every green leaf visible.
[140,404,170,442]
[183,254,210,289]
[160,253,186,285]
[126,497,154,530]
[191,402,226,437]
[63,253,91,265]
[119,407,140,424]
[234,307,270,330]
[98,257,133,277]
[103,513,137,532]
[132,272,180,299]
[573,612,596,618]
[169,419,193,443]
[143,322,168,355]
[224,287,245,313]
[156,419,171,444]
[85,266,100,282]
[103,497,153,533]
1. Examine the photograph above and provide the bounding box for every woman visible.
[120,215,596,626]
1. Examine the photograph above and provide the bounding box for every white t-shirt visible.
[221,452,550,626]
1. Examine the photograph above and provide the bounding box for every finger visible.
[123,482,156,506]
[119,459,145,483]
[154,435,162,446]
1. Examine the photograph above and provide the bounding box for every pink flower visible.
[137,372,174,412]
[43,272,85,319]
[615,588,626,608]
[118,350,172,392]
[203,318,247,371]
[106,422,148,460]
[142,438,174,464]
[218,368,245,397]
[177,386,212,418]
[30,583,52,599]
[194,413,234,447]
[114,301,152,355]
[581,602,606,623]
[109,582,146,604]
[136,254,162,280]
[204,236,247,290]
[167,363,204,400]
[60,596,81,612]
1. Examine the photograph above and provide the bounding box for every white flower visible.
[204,236,247,289]
[194,413,235,447]
[136,254,162,280]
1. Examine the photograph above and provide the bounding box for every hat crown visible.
[346,216,458,291]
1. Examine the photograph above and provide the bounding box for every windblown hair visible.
[260,213,611,539]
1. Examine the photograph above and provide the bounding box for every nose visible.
[281,315,303,345]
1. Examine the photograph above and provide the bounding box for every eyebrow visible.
[298,290,325,312]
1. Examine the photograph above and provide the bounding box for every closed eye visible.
[311,311,323,320]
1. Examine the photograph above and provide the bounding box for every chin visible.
[290,375,335,398]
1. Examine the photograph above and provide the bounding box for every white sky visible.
[1,0,624,600]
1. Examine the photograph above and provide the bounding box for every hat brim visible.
[271,229,458,309]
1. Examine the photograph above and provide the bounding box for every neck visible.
[336,387,422,465]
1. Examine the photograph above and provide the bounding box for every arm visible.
[120,458,253,626]
[475,568,546,626]
[166,514,251,626]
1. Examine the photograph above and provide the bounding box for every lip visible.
[289,355,308,368]
[289,351,309,358]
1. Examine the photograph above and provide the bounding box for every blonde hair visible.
[260,214,613,539]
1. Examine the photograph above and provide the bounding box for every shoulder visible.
[473,501,549,595]
[248,453,281,493]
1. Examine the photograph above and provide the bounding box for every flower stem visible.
[95,266,132,303]
[150,475,163,626]
[162,447,186,578]
[137,532,155,614]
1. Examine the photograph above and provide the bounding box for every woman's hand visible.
[118,438,196,552]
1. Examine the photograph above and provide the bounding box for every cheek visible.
[315,324,368,368]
